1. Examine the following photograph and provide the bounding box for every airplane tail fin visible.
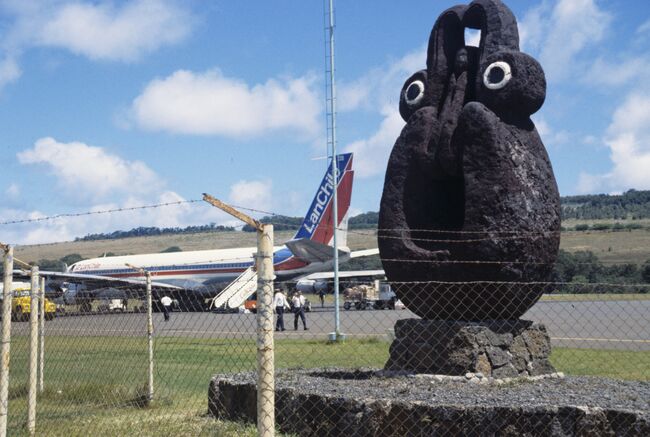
[293,153,354,247]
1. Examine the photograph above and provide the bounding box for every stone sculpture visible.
[378,0,560,320]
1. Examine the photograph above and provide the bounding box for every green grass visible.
[541,293,650,302]
[559,228,650,265]
[3,335,648,435]
[550,348,650,381]
[4,336,389,435]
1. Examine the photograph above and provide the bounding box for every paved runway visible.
[12,299,650,350]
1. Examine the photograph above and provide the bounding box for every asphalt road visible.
[12,299,650,351]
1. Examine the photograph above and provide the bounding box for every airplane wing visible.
[349,248,379,258]
[13,270,182,292]
[298,269,385,281]
[284,238,349,263]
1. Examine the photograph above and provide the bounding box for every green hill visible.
[73,190,650,242]
[561,189,650,220]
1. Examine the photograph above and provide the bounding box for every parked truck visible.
[342,281,397,310]
[0,282,57,321]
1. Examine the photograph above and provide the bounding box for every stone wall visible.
[208,373,650,436]
[385,319,554,377]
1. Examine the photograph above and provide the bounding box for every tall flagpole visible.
[325,0,343,341]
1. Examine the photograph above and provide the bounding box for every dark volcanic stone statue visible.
[378,0,560,320]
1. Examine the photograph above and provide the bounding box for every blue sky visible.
[1,0,649,245]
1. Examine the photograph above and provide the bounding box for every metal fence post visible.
[201,194,275,436]
[125,263,155,405]
[145,271,154,403]
[256,224,275,437]
[38,277,45,394]
[27,266,39,434]
[0,246,14,437]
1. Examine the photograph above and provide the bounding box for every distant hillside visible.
[561,189,650,220]
[74,190,650,242]
[76,224,235,241]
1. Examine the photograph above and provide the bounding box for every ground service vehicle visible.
[343,281,396,310]
[97,298,127,313]
[7,284,57,321]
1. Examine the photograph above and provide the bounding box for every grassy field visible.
[3,335,648,435]
[14,225,650,267]
[540,293,650,302]
[14,229,377,263]
[559,228,650,265]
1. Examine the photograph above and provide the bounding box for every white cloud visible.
[0,192,232,245]
[637,19,650,35]
[577,93,650,193]
[5,183,20,199]
[130,69,321,138]
[345,106,404,178]
[0,186,247,245]
[5,137,286,245]
[338,47,425,113]
[17,137,161,200]
[338,49,424,178]
[5,136,252,245]
[0,56,21,89]
[520,0,611,81]
[37,0,192,61]
[0,0,193,92]
[585,56,650,87]
[533,116,570,148]
[228,179,273,213]
[582,135,598,145]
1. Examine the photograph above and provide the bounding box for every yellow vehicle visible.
[10,285,57,322]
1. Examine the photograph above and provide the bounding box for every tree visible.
[60,254,85,266]
[642,260,650,284]
[160,246,183,253]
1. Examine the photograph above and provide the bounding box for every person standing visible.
[274,289,290,331]
[292,291,308,331]
[318,288,325,308]
[161,295,173,321]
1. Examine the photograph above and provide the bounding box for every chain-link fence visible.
[3,278,263,436]
[1,238,649,436]
[208,277,649,436]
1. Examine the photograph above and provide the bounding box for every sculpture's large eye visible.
[483,61,512,90]
[399,70,427,122]
[404,80,425,106]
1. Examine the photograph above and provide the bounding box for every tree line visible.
[561,189,650,220]
[70,190,650,241]
[2,249,648,292]
[341,250,650,293]
[76,224,235,241]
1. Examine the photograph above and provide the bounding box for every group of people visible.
[273,288,308,331]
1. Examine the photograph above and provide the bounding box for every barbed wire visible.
[11,249,647,270]
[350,227,649,236]
[377,257,647,266]
[0,199,280,228]
[11,256,644,273]
[0,200,203,226]
[300,279,650,288]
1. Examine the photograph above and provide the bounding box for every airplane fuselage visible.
[68,246,350,291]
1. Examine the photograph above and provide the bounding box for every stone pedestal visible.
[384,319,554,377]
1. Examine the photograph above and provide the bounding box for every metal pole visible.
[256,224,274,437]
[0,246,14,437]
[145,272,154,404]
[326,0,342,340]
[27,266,39,434]
[38,277,45,393]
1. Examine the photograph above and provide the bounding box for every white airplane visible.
[21,153,378,310]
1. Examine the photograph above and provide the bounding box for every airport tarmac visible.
[10,299,650,351]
